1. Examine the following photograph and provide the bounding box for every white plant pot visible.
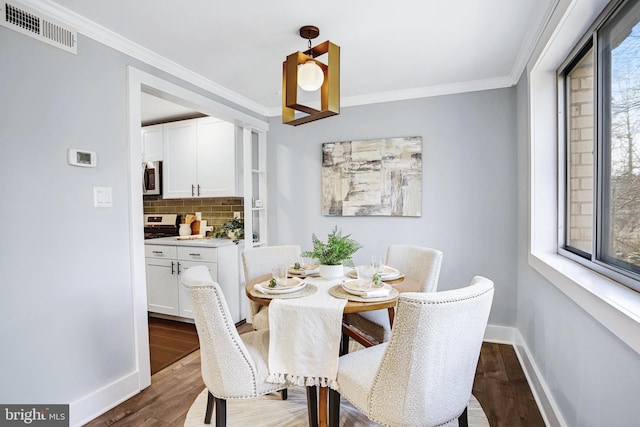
[319,264,344,280]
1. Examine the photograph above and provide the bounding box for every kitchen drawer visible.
[145,245,178,259]
[177,246,217,263]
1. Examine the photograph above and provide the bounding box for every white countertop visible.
[144,236,238,248]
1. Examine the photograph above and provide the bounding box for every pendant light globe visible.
[297,60,324,91]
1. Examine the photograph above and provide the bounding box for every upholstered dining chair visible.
[330,276,494,427]
[181,265,290,426]
[343,245,443,347]
[242,245,302,330]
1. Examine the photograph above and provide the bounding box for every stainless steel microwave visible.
[142,161,161,196]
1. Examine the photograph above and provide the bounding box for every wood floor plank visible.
[148,317,200,375]
[499,345,546,426]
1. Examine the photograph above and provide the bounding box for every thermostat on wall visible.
[67,149,96,167]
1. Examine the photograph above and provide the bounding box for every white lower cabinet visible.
[145,245,179,316]
[145,243,239,322]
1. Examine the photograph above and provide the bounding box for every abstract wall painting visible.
[321,136,422,217]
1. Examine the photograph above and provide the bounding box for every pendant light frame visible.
[282,26,340,126]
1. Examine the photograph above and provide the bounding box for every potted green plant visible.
[301,226,362,279]
[214,217,244,243]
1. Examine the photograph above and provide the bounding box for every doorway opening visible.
[127,67,267,389]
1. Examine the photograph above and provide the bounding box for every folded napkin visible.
[254,284,267,294]
[253,284,276,294]
[343,285,391,298]
[289,266,320,276]
[347,265,400,280]
[267,280,347,389]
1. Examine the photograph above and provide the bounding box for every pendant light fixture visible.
[282,25,340,126]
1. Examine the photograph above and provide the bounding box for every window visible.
[560,0,640,292]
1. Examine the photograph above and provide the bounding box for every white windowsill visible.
[529,251,640,355]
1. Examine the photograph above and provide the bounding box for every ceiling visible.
[46,0,556,119]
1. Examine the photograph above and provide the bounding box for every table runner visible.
[267,278,347,389]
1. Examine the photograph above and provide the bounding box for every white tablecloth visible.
[267,276,347,389]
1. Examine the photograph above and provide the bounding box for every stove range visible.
[144,214,180,240]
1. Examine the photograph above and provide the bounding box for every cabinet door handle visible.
[189,253,200,257]
[191,184,195,197]
[177,262,181,275]
[152,250,163,255]
[171,261,175,275]
[197,184,201,196]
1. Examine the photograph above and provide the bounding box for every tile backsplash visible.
[143,196,243,231]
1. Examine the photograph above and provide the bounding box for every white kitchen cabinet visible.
[144,245,179,316]
[197,117,236,196]
[162,117,236,198]
[141,124,164,162]
[145,242,240,322]
[163,119,198,198]
[175,246,218,318]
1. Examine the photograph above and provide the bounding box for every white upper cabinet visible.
[162,117,236,199]
[163,119,199,198]
[141,124,164,162]
[197,117,236,197]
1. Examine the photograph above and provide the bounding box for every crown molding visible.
[266,75,514,117]
[21,0,270,118]
[508,0,561,85]
[23,0,553,120]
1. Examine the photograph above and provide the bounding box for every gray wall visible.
[0,29,137,403]
[515,53,640,427]
[0,26,258,421]
[267,89,518,326]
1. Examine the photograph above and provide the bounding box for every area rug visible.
[184,386,489,427]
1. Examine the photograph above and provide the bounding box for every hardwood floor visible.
[474,342,546,427]
[148,316,199,375]
[85,323,545,427]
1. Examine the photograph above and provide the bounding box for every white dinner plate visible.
[254,277,306,294]
[347,265,400,280]
[341,279,392,296]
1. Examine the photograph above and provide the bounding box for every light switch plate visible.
[94,187,113,208]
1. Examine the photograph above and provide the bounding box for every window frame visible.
[529,0,640,359]
[557,0,640,293]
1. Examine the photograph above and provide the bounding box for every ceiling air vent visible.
[1,1,77,54]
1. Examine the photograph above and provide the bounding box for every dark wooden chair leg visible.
[329,389,340,426]
[204,391,214,424]
[340,331,350,355]
[306,386,318,427]
[342,322,378,348]
[214,397,227,427]
[458,406,468,427]
[280,388,288,400]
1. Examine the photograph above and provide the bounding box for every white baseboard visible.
[484,324,517,344]
[69,370,141,427]
[512,330,567,427]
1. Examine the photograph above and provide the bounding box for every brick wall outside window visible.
[567,51,594,253]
